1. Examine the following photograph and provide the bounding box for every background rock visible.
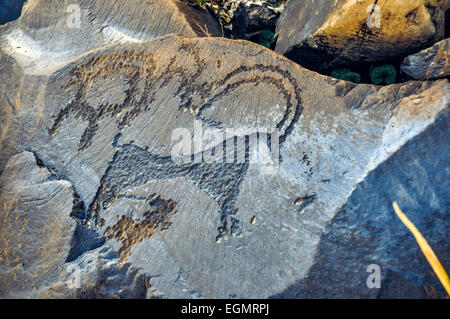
[401,39,450,80]
[0,151,77,298]
[46,246,152,299]
[229,0,282,39]
[190,0,287,38]
[275,0,449,72]
[0,0,220,76]
[272,108,450,298]
[1,33,448,298]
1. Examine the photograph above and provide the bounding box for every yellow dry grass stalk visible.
[393,201,450,296]
[195,22,212,37]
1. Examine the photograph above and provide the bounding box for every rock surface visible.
[0,151,77,298]
[1,31,448,298]
[272,108,450,298]
[0,0,220,75]
[401,39,450,80]
[275,0,449,72]
[192,0,287,38]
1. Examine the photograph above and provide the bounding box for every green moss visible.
[370,64,396,85]
[259,41,271,48]
[331,68,361,84]
[258,30,275,48]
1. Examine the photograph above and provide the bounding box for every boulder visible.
[401,38,450,80]
[272,108,450,298]
[194,0,287,38]
[46,246,152,299]
[1,33,448,298]
[0,151,77,298]
[0,0,220,75]
[229,0,283,39]
[275,0,449,72]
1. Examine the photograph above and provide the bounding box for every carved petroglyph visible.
[47,40,303,241]
[104,194,178,264]
[48,51,157,152]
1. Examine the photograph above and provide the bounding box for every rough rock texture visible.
[0,0,220,75]
[46,247,153,299]
[1,31,448,298]
[0,151,77,298]
[275,0,449,72]
[272,109,450,298]
[192,0,287,38]
[401,39,450,81]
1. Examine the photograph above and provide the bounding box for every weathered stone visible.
[0,0,220,75]
[1,33,448,298]
[0,151,77,298]
[272,108,450,298]
[193,0,287,38]
[275,0,449,72]
[401,39,450,80]
[46,246,152,299]
[230,0,281,39]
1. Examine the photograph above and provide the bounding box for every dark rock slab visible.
[0,151,77,298]
[194,0,287,38]
[0,0,220,75]
[401,39,450,80]
[275,0,449,72]
[271,109,450,298]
